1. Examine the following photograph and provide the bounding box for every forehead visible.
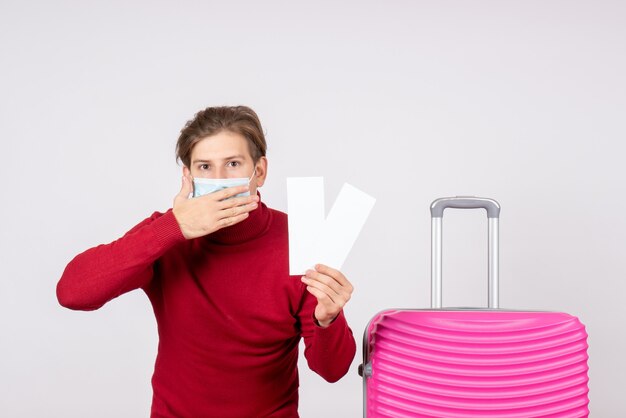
[191,130,252,161]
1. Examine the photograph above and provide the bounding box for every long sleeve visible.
[56,210,185,311]
[298,288,357,383]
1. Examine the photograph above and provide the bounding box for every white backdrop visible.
[1,1,625,416]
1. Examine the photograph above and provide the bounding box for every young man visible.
[57,106,357,417]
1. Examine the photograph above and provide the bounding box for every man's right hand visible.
[172,175,259,240]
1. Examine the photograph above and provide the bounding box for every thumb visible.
[174,175,193,205]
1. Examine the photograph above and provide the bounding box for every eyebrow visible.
[192,155,245,164]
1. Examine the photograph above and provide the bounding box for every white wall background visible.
[1,0,625,416]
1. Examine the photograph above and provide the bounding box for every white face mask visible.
[192,169,256,198]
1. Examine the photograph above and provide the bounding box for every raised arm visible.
[57,177,258,311]
[56,210,185,311]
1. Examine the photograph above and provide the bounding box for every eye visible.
[199,163,210,170]
[227,161,240,167]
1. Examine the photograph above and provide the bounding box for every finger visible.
[315,264,351,288]
[217,212,250,229]
[304,285,337,307]
[217,200,258,220]
[209,184,251,202]
[216,193,259,210]
[301,276,341,302]
[304,270,344,295]
[174,176,193,203]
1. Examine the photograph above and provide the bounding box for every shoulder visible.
[268,206,287,220]
[266,206,289,233]
[256,206,288,245]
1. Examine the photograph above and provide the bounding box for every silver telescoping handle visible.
[430,197,501,309]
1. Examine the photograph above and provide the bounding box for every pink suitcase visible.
[360,197,589,417]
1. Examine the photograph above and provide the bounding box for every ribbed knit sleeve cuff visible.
[314,310,348,333]
[310,309,355,382]
[150,209,186,249]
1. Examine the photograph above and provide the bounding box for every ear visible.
[254,157,268,188]
[183,166,191,178]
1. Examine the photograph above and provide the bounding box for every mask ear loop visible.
[248,168,257,183]
[190,175,197,199]
[248,168,258,195]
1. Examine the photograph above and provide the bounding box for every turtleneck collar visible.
[202,193,272,246]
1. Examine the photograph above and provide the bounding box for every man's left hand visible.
[301,264,354,328]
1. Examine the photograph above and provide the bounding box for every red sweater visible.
[57,200,356,417]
